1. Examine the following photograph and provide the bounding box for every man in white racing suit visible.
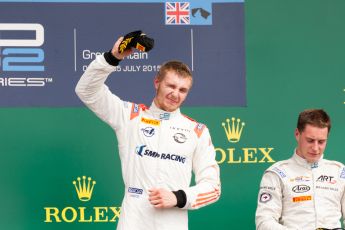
[255,109,345,230]
[75,36,220,230]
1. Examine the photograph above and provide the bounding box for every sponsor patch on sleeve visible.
[130,103,140,120]
[128,187,143,195]
[340,167,345,179]
[194,123,205,138]
[272,167,286,178]
[129,103,147,120]
[260,186,276,191]
[259,192,272,203]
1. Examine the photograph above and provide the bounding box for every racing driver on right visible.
[255,109,345,230]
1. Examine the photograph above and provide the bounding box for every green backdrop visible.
[1,0,345,229]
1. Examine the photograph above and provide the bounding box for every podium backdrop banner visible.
[0,1,245,107]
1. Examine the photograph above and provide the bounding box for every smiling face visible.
[153,70,192,112]
[295,124,328,163]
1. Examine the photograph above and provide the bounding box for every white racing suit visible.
[76,55,221,230]
[256,151,345,230]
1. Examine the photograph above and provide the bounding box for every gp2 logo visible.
[0,23,44,71]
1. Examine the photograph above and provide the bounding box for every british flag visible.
[165,2,190,25]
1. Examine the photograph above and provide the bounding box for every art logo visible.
[0,23,53,87]
[316,175,337,184]
[165,1,212,25]
[44,176,121,223]
[215,117,275,164]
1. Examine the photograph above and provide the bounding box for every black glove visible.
[118,30,154,53]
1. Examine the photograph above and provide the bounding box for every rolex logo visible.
[222,117,245,143]
[44,176,121,223]
[73,176,96,202]
[216,117,275,165]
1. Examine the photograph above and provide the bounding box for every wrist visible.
[104,49,122,66]
[172,190,187,208]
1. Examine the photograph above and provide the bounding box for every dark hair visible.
[297,109,331,133]
[156,60,192,84]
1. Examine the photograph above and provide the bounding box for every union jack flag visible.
[165,2,190,25]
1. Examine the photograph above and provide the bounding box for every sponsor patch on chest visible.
[292,195,312,202]
[141,117,160,126]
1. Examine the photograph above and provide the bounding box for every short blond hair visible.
[156,60,193,85]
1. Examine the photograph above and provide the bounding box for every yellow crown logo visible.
[73,176,96,202]
[222,117,245,143]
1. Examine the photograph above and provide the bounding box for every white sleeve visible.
[255,171,293,230]
[75,54,129,130]
[340,168,345,226]
[183,125,221,210]
[341,189,345,227]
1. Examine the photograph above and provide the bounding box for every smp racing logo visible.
[44,176,121,223]
[135,145,186,164]
[215,117,276,164]
[0,23,53,87]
